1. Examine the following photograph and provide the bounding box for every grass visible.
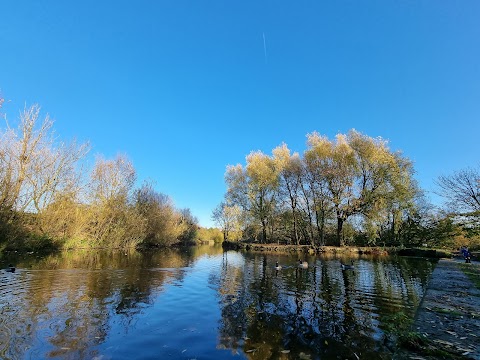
[431,307,463,317]
[459,262,480,290]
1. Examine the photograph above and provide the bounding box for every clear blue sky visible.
[1,1,479,227]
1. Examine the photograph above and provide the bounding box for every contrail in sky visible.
[263,32,268,64]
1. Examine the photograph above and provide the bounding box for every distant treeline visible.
[0,99,205,251]
[213,130,480,250]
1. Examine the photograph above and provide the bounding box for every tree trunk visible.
[391,211,396,244]
[261,219,267,243]
[319,209,325,246]
[292,206,299,245]
[300,182,315,245]
[335,216,343,247]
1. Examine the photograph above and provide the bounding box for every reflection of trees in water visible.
[216,255,434,359]
[0,249,196,360]
[372,257,435,342]
[213,251,249,352]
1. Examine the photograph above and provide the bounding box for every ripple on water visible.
[0,252,432,360]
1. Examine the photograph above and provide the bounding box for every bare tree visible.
[212,201,241,241]
[0,104,89,215]
[436,167,480,214]
[89,154,135,206]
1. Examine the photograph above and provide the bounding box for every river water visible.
[0,245,435,360]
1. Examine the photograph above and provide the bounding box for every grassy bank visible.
[222,240,452,258]
[459,262,480,289]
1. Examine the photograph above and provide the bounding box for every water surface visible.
[0,246,435,359]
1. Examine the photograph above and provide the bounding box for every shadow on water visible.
[0,246,435,360]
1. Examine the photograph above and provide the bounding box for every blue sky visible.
[1,1,479,227]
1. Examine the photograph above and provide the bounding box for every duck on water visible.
[298,260,308,269]
[341,260,354,271]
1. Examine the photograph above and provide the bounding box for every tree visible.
[303,134,335,245]
[305,132,357,246]
[225,151,279,243]
[305,130,416,246]
[134,181,178,246]
[0,97,204,250]
[89,154,135,206]
[374,156,419,246]
[0,105,89,214]
[0,127,17,214]
[28,139,89,213]
[273,143,302,245]
[436,167,480,214]
[86,154,144,247]
[222,129,418,247]
[212,201,241,241]
[177,208,199,244]
[0,103,89,244]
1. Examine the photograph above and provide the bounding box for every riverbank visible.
[221,240,452,258]
[395,259,480,359]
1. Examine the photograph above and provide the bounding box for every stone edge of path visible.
[395,259,480,360]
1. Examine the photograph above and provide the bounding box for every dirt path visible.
[395,259,480,359]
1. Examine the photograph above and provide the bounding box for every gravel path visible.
[396,259,480,360]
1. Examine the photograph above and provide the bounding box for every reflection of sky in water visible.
[0,248,434,360]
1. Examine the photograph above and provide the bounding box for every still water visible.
[0,246,435,360]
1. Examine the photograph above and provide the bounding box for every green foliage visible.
[177,208,199,245]
[459,263,480,290]
[196,227,223,243]
[133,182,181,247]
[224,129,421,247]
[398,331,428,351]
[3,232,61,252]
[222,130,480,251]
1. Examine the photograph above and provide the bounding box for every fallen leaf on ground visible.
[433,339,454,346]
[298,353,311,360]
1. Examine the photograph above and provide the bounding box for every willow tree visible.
[305,132,356,246]
[378,155,418,245]
[225,151,278,243]
[273,143,302,244]
[349,135,418,245]
[306,130,416,246]
[349,130,417,245]
[304,134,336,245]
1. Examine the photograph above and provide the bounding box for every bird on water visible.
[341,260,354,271]
[298,259,308,269]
